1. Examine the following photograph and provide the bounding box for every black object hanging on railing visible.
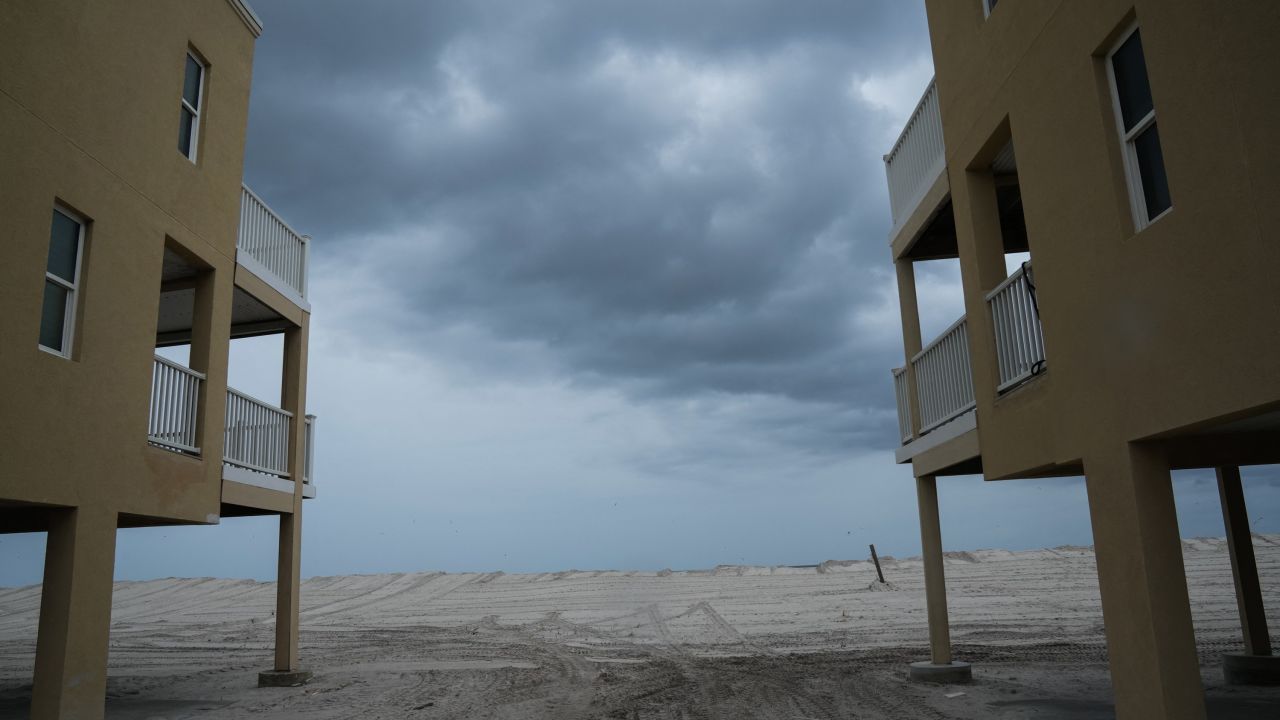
[1022,260,1046,377]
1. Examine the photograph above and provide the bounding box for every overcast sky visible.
[4,1,1279,585]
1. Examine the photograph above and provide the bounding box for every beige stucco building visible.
[0,0,317,717]
[885,0,1280,716]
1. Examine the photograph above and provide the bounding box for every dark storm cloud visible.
[242,1,931,454]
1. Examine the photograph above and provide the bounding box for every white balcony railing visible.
[238,184,309,301]
[892,366,912,444]
[987,263,1046,392]
[148,363,316,486]
[884,79,945,231]
[303,414,316,485]
[223,388,293,478]
[910,316,976,433]
[148,355,205,454]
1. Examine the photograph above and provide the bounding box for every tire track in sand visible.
[690,600,777,656]
[301,572,445,624]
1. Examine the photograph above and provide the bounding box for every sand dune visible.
[1,536,1278,718]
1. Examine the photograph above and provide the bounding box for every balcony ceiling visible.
[902,187,1026,262]
[904,199,959,261]
[997,184,1029,254]
[156,241,294,346]
[156,286,292,346]
[162,248,204,282]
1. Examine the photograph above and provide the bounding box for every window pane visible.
[1112,29,1154,132]
[1134,123,1172,220]
[40,280,68,351]
[47,210,80,281]
[179,107,194,156]
[183,55,202,108]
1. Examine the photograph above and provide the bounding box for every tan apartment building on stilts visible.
[883,1,1280,716]
[0,1,318,717]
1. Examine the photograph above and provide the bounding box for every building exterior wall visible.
[922,0,1280,480]
[1,2,314,713]
[892,3,1280,714]
[0,0,258,523]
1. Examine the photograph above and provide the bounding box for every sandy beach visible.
[2,536,1278,719]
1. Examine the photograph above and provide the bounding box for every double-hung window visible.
[178,51,206,161]
[38,207,86,357]
[1107,25,1172,230]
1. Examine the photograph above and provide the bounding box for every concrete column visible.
[31,508,117,720]
[280,316,310,481]
[955,170,1009,293]
[272,315,309,676]
[188,262,232,475]
[1084,444,1205,720]
[916,475,952,664]
[896,260,924,437]
[274,511,302,672]
[952,168,1010,405]
[1216,466,1270,656]
[910,476,971,682]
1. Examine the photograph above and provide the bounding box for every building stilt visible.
[1216,465,1280,685]
[31,508,118,720]
[259,510,310,687]
[1084,445,1205,719]
[909,475,972,682]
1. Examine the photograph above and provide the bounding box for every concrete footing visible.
[1223,654,1280,685]
[909,661,973,683]
[258,669,312,687]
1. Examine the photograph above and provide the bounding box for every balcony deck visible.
[986,263,1046,392]
[883,79,946,242]
[148,356,316,500]
[237,184,310,310]
[147,185,314,509]
[891,264,1046,469]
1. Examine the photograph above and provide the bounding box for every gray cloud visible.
[242,0,930,459]
[8,4,1280,588]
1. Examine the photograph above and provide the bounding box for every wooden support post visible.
[869,544,886,584]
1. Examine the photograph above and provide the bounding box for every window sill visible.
[1133,205,1174,236]
[37,344,71,360]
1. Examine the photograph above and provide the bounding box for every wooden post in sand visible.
[869,544,886,584]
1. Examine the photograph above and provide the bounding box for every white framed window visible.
[1106,24,1172,231]
[178,50,206,161]
[38,206,86,357]
[984,0,999,18]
